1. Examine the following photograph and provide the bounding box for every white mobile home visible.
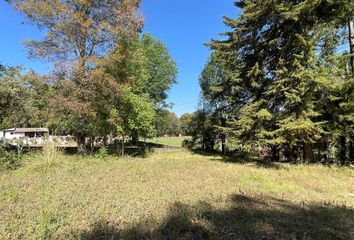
[1,128,49,140]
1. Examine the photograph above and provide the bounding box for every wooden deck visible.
[7,142,78,148]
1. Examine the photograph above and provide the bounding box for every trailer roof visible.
[2,128,49,133]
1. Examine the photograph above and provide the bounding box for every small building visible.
[0,128,49,140]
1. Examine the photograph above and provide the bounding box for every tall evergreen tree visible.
[199,52,235,154]
[206,0,354,162]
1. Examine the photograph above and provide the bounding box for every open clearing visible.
[0,150,353,239]
[144,136,190,148]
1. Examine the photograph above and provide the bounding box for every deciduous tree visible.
[8,0,143,153]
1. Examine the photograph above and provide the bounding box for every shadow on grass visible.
[190,149,286,170]
[104,142,180,158]
[76,193,354,240]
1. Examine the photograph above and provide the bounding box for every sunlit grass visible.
[144,136,190,147]
[0,150,353,239]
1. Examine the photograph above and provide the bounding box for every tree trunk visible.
[122,135,125,157]
[283,145,291,162]
[271,146,280,162]
[339,136,347,165]
[349,135,354,163]
[202,136,205,151]
[103,136,108,147]
[221,135,226,155]
[88,136,95,154]
[321,142,328,163]
[303,143,314,164]
[77,135,87,155]
[347,20,354,163]
[220,114,227,155]
[348,20,354,74]
[131,131,139,145]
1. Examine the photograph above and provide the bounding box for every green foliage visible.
[108,89,156,144]
[4,0,178,154]
[105,34,177,107]
[106,36,149,94]
[180,113,193,136]
[96,147,108,160]
[0,65,53,129]
[0,66,52,129]
[6,0,147,153]
[142,34,178,107]
[0,35,177,153]
[192,53,234,153]
[120,91,156,138]
[184,110,219,152]
[154,109,181,136]
[195,0,354,163]
[105,34,178,141]
[0,146,21,170]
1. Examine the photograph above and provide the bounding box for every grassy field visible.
[144,136,190,148]
[0,149,353,239]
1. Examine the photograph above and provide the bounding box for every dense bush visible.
[0,146,21,170]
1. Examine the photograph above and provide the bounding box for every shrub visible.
[0,146,21,170]
[37,141,64,167]
[107,143,123,156]
[182,139,195,149]
[96,147,108,160]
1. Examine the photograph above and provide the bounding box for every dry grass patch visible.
[0,149,353,239]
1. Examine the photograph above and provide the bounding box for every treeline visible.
[155,110,192,137]
[1,0,177,153]
[189,0,354,164]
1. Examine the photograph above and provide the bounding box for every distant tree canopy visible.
[7,0,143,64]
[105,33,177,107]
[102,33,178,143]
[180,113,193,136]
[154,110,182,137]
[190,0,354,164]
[142,34,178,107]
[0,66,53,129]
[3,0,178,154]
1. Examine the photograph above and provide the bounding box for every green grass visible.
[144,136,190,147]
[0,150,353,239]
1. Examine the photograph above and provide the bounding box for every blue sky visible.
[0,0,240,116]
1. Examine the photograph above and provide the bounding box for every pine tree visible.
[208,0,354,162]
[199,52,235,154]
